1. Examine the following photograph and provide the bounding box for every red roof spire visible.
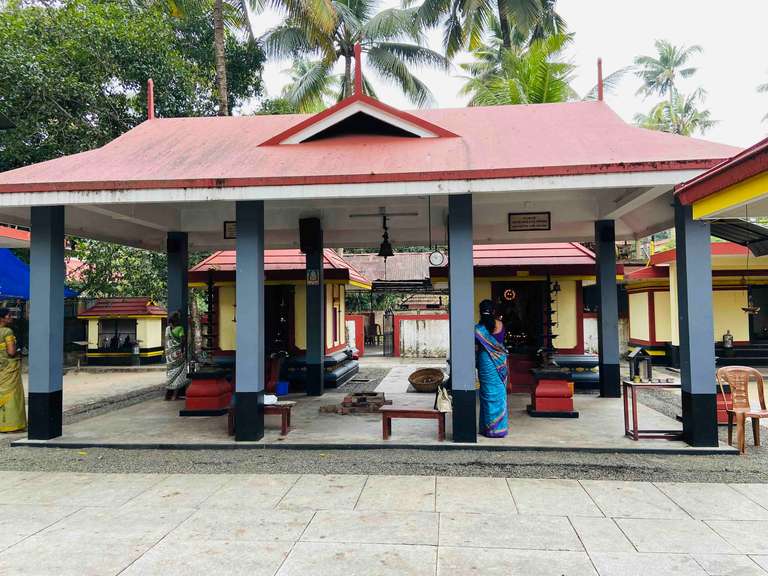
[147,78,155,120]
[597,58,604,102]
[354,43,363,95]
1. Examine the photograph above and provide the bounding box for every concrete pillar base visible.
[451,389,477,443]
[681,391,718,447]
[306,363,324,396]
[234,390,264,441]
[27,391,62,440]
[599,363,621,398]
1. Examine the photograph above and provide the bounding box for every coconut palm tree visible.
[634,88,715,136]
[634,40,702,104]
[262,0,449,111]
[406,0,565,57]
[280,58,341,113]
[459,33,576,105]
[459,32,629,106]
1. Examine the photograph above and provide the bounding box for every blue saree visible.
[475,323,509,438]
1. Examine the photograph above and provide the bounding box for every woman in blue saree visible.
[475,300,509,438]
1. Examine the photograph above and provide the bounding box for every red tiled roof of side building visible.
[676,135,768,205]
[189,249,371,287]
[625,266,670,281]
[0,101,740,194]
[647,241,748,266]
[0,225,29,242]
[78,297,166,318]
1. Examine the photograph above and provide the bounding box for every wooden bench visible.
[379,406,446,441]
[227,401,296,436]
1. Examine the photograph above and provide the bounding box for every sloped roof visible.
[342,252,431,283]
[625,242,756,282]
[430,243,605,278]
[0,225,29,248]
[189,249,370,287]
[79,297,166,318]
[677,136,768,205]
[0,101,739,194]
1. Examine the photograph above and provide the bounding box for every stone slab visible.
[201,474,300,510]
[692,553,767,576]
[173,508,314,542]
[436,476,516,514]
[0,504,79,552]
[568,516,635,553]
[580,480,688,519]
[508,478,602,517]
[439,512,582,551]
[730,484,768,513]
[127,474,229,508]
[121,539,294,576]
[616,518,738,554]
[276,541,437,576]
[355,475,436,512]
[437,546,598,576]
[708,521,768,554]
[301,510,438,546]
[278,474,366,511]
[589,552,708,576]
[656,483,768,520]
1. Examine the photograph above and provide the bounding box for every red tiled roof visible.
[625,266,669,281]
[343,252,431,282]
[189,249,370,287]
[648,241,748,266]
[79,297,166,317]
[677,136,768,205]
[0,225,29,242]
[0,101,739,194]
[430,243,608,278]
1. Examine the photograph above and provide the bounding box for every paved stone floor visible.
[3,471,768,575]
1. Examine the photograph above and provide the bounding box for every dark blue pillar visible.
[449,194,477,443]
[235,201,265,441]
[167,232,189,332]
[595,220,621,398]
[28,206,65,440]
[301,218,324,396]
[675,201,718,447]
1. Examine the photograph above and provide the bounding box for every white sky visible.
[251,0,768,148]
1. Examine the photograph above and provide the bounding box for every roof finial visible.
[354,43,363,96]
[597,58,604,102]
[147,78,155,120]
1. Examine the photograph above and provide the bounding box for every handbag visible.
[434,384,453,413]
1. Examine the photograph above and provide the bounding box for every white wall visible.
[399,318,449,358]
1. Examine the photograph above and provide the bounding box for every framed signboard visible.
[223,221,237,239]
[508,212,551,232]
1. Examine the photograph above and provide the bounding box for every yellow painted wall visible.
[552,280,577,350]
[670,263,680,346]
[653,291,671,342]
[713,290,749,342]
[294,283,306,350]
[219,281,346,352]
[629,292,650,342]
[87,319,99,349]
[219,285,237,351]
[135,318,163,348]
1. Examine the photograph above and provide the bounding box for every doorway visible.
[491,281,547,354]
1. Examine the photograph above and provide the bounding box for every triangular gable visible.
[260,94,458,146]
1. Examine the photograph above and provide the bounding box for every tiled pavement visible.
[3,472,768,575]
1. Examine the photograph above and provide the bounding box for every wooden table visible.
[623,379,683,441]
[380,407,446,441]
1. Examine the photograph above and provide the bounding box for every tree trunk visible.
[497,0,511,49]
[213,0,229,116]
[344,54,352,98]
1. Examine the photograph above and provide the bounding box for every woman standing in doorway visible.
[164,311,188,400]
[475,300,509,438]
[0,307,26,432]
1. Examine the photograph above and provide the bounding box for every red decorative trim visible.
[0,159,726,195]
[629,338,653,346]
[583,312,598,319]
[345,314,365,357]
[676,136,768,205]
[325,342,347,354]
[259,94,458,146]
[392,313,450,357]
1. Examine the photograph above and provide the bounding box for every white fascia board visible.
[0,169,705,208]
[281,100,438,144]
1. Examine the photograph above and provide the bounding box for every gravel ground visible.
[335,367,390,393]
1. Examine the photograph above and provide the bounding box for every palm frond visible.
[583,65,634,101]
[365,45,435,107]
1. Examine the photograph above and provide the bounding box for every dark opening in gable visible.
[303,111,420,141]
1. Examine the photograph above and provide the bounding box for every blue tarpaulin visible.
[0,249,77,299]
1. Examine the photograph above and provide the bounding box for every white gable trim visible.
[280,100,440,144]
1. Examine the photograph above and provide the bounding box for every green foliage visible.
[460,33,577,105]
[263,0,448,111]
[345,291,404,312]
[257,97,300,115]
[407,0,565,57]
[634,40,702,100]
[634,88,716,136]
[0,0,264,170]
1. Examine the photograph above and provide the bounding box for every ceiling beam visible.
[599,185,671,220]
[77,205,171,232]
